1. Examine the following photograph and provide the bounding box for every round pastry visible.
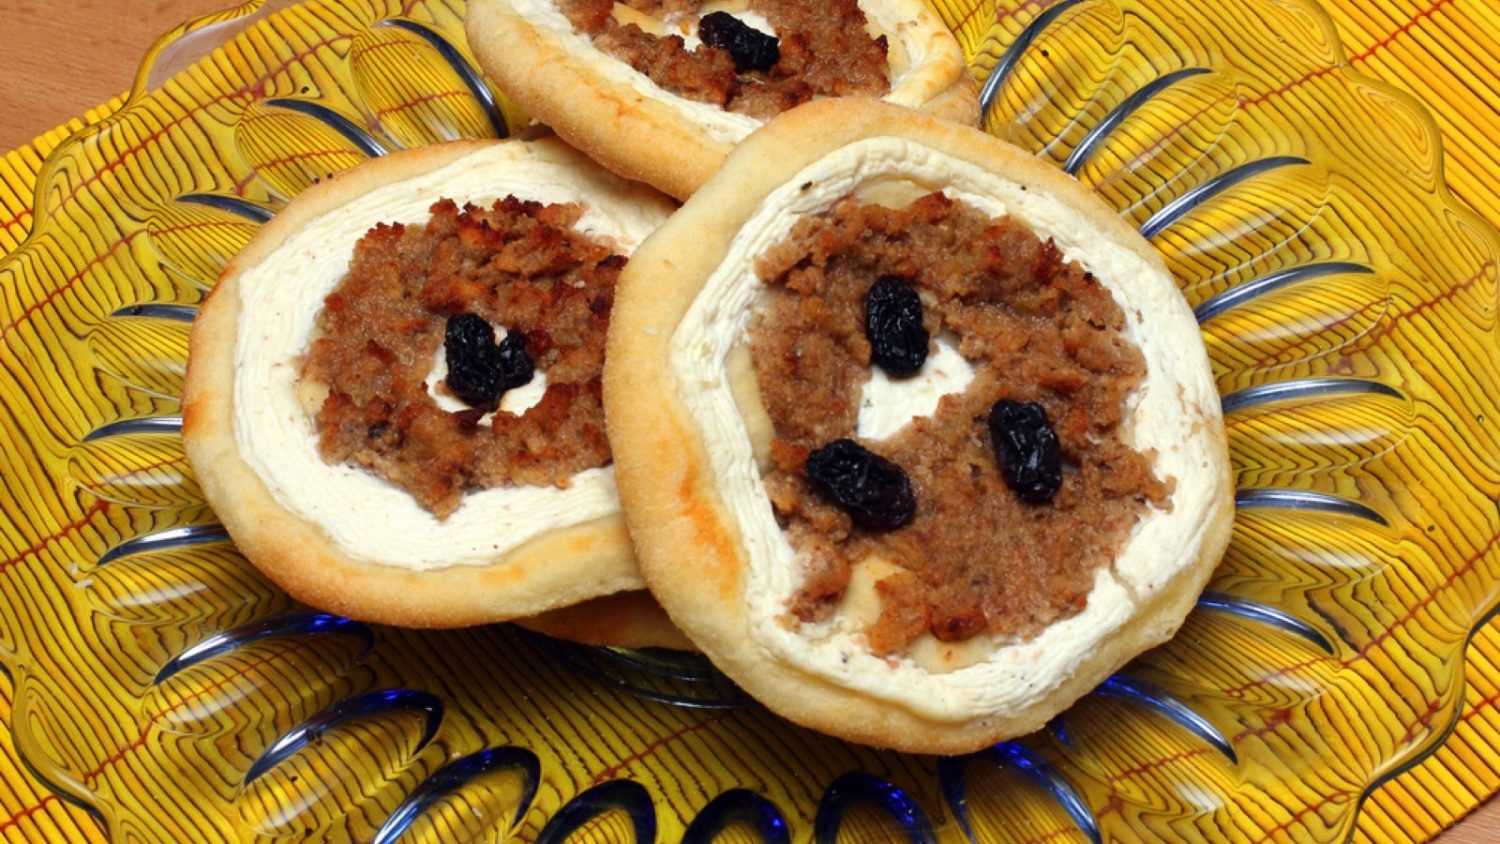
[465,0,974,200]
[183,138,677,629]
[604,99,1234,753]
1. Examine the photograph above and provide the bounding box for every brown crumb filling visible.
[300,197,621,519]
[558,0,891,119]
[751,192,1170,655]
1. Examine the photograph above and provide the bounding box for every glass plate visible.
[1,0,1496,841]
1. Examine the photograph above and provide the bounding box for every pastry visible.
[465,0,975,199]
[604,99,1234,753]
[183,138,678,630]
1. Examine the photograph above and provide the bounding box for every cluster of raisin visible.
[444,313,535,412]
[803,277,1064,526]
[699,11,780,73]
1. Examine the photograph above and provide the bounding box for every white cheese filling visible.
[856,333,974,442]
[508,0,942,145]
[233,143,670,570]
[668,136,1224,722]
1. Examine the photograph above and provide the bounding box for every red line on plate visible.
[591,711,730,783]
[0,209,32,234]
[0,500,109,576]
[1346,0,1459,65]
[0,232,141,343]
[374,89,470,119]
[0,795,60,835]
[986,0,1051,32]
[1238,260,1490,371]
[231,148,361,195]
[1361,260,1493,346]
[1245,0,1457,106]
[44,33,347,215]
[1224,529,1500,697]
[1104,746,1214,784]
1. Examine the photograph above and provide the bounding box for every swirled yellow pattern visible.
[0,0,1495,841]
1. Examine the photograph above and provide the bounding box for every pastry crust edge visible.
[604,99,1235,754]
[465,0,974,200]
[183,139,659,630]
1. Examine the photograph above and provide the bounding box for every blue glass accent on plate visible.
[814,772,935,844]
[682,788,791,844]
[98,524,230,566]
[1198,591,1336,654]
[264,98,391,157]
[592,646,722,682]
[111,303,199,322]
[382,19,511,139]
[535,779,656,844]
[1064,68,1212,174]
[154,612,372,684]
[1048,716,1074,749]
[1194,262,1374,322]
[526,632,747,710]
[1220,377,1403,414]
[942,743,1101,844]
[977,0,1085,122]
[244,688,444,786]
[83,415,182,442]
[1235,488,1389,526]
[371,746,540,844]
[175,192,276,223]
[1097,676,1237,763]
[1138,156,1309,239]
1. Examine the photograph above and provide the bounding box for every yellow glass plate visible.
[0,0,1496,841]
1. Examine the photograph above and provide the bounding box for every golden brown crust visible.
[517,591,695,650]
[604,99,1234,753]
[464,0,972,200]
[922,74,981,127]
[183,139,662,629]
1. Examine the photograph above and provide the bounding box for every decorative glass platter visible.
[0,0,1496,841]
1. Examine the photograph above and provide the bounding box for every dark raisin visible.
[865,275,929,377]
[988,400,1062,504]
[444,314,536,411]
[445,314,505,411]
[805,438,915,531]
[699,11,780,73]
[495,330,535,392]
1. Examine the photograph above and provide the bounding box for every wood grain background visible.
[0,1,1494,842]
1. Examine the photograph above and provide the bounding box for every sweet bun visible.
[465,0,972,199]
[183,139,676,629]
[603,99,1234,753]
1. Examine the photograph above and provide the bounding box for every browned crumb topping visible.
[751,192,1170,655]
[559,0,891,119]
[300,198,621,518]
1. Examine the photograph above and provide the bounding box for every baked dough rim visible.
[464,0,973,200]
[604,99,1235,754]
[184,139,660,629]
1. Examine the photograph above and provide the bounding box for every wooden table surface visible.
[2,1,1496,842]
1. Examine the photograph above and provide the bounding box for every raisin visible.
[699,11,780,73]
[865,275,929,377]
[988,400,1063,504]
[495,330,536,393]
[444,314,536,411]
[805,438,915,530]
